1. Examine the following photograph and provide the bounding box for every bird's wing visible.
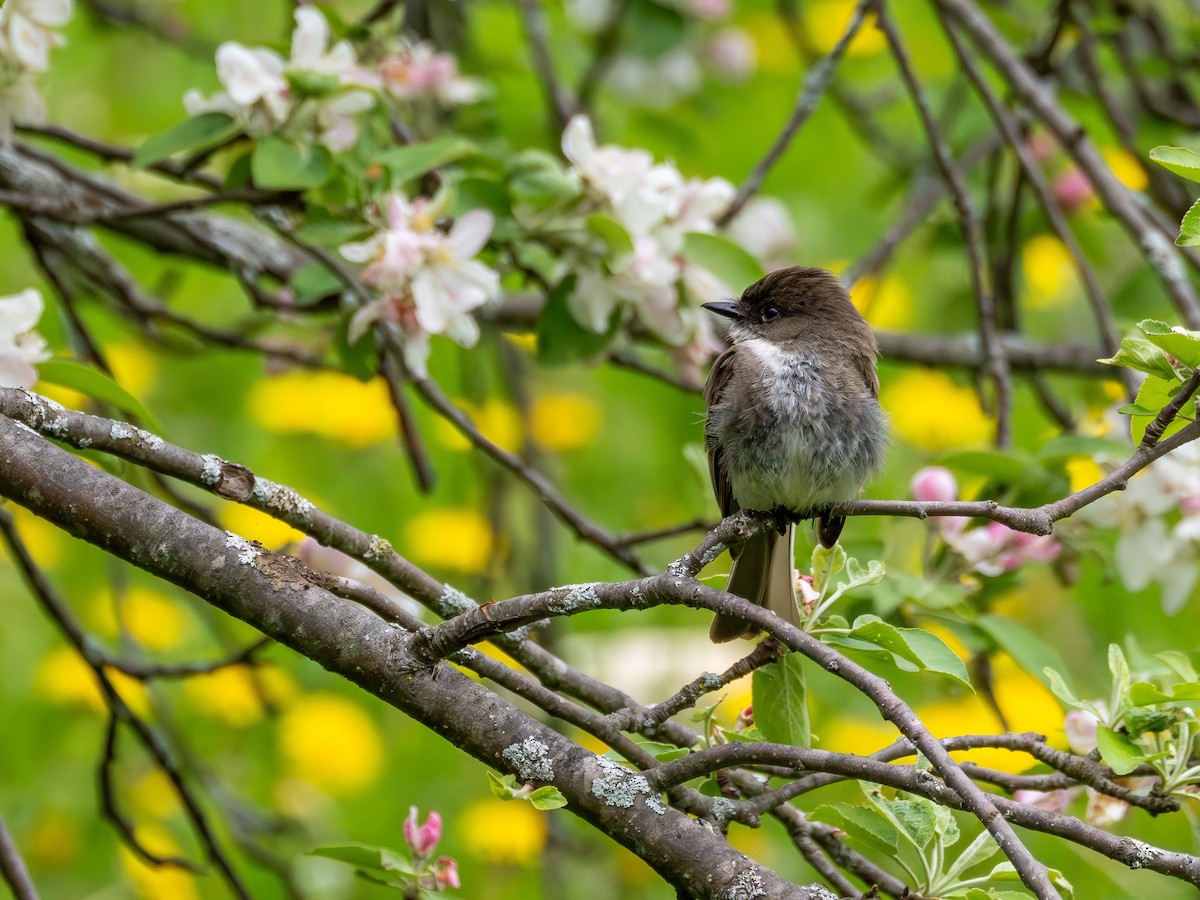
[855,346,880,399]
[704,346,740,518]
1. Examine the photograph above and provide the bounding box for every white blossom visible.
[725,196,797,267]
[0,288,51,388]
[340,195,500,377]
[0,0,72,137]
[185,7,377,150]
[0,0,71,73]
[559,116,736,345]
[378,42,482,106]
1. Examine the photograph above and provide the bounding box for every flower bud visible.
[910,466,957,503]
[404,806,442,858]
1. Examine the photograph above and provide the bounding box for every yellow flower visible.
[822,655,1063,773]
[881,370,992,452]
[433,399,521,453]
[1022,235,1076,309]
[849,274,914,330]
[459,797,547,865]
[222,504,306,549]
[278,694,384,795]
[185,663,297,726]
[35,382,87,410]
[1066,455,1105,493]
[806,0,886,57]
[130,768,178,819]
[743,13,796,74]
[106,340,157,399]
[249,371,394,448]
[119,825,199,900]
[0,506,64,568]
[120,587,187,651]
[404,508,495,573]
[504,332,538,353]
[530,393,602,451]
[27,811,80,869]
[34,647,150,716]
[1102,147,1148,192]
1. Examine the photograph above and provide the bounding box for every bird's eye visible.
[762,305,781,323]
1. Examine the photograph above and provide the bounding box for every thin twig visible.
[876,2,1014,449]
[716,0,876,227]
[0,813,39,900]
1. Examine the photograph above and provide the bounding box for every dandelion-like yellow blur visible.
[278,694,384,795]
[531,392,602,450]
[881,370,992,452]
[249,371,394,448]
[404,508,495,573]
[459,797,547,866]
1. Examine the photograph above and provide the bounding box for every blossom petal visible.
[446,210,493,259]
[289,7,329,69]
[561,115,595,168]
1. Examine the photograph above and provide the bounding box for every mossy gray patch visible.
[502,736,555,782]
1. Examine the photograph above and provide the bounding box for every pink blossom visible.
[1026,130,1057,163]
[704,28,756,81]
[1053,168,1095,213]
[1014,789,1073,813]
[688,0,730,20]
[378,43,482,105]
[1064,709,1099,755]
[910,466,957,503]
[403,806,442,858]
[433,855,461,889]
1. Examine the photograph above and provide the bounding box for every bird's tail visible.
[709,524,799,643]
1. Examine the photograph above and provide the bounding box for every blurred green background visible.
[2,0,1199,897]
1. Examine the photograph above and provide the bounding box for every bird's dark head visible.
[702,266,872,346]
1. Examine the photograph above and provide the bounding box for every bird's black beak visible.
[701,300,744,321]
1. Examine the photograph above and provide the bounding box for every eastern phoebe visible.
[702,266,887,642]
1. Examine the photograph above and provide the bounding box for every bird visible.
[702,266,887,642]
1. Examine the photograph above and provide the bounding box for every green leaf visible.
[1138,319,1200,369]
[810,542,847,593]
[528,786,568,810]
[1157,651,1199,682]
[506,149,580,208]
[1095,725,1145,775]
[306,843,411,875]
[251,136,333,190]
[1124,707,1175,737]
[1177,197,1200,247]
[863,789,937,853]
[1043,667,1100,717]
[985,861,1075,897]
[37,359,164,435]
[847,615,971,686]
[1149,145,1200,183]
[976,614,1069,689]
[290,262,346,305]
[586,214,634,259]
[682,232,764,295]
[1098,334,1178,381]
[487,770,521,799]
[810,803,899,856]
[937,449,1049,488]
[752,653,810,747]
[941,827,1002,884]
[376,137,476,184]
[1128,374,1183,443]
[286,69,342,98]
[132,112,240,168]
[625,0,687,56]
[536,275,620,365]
